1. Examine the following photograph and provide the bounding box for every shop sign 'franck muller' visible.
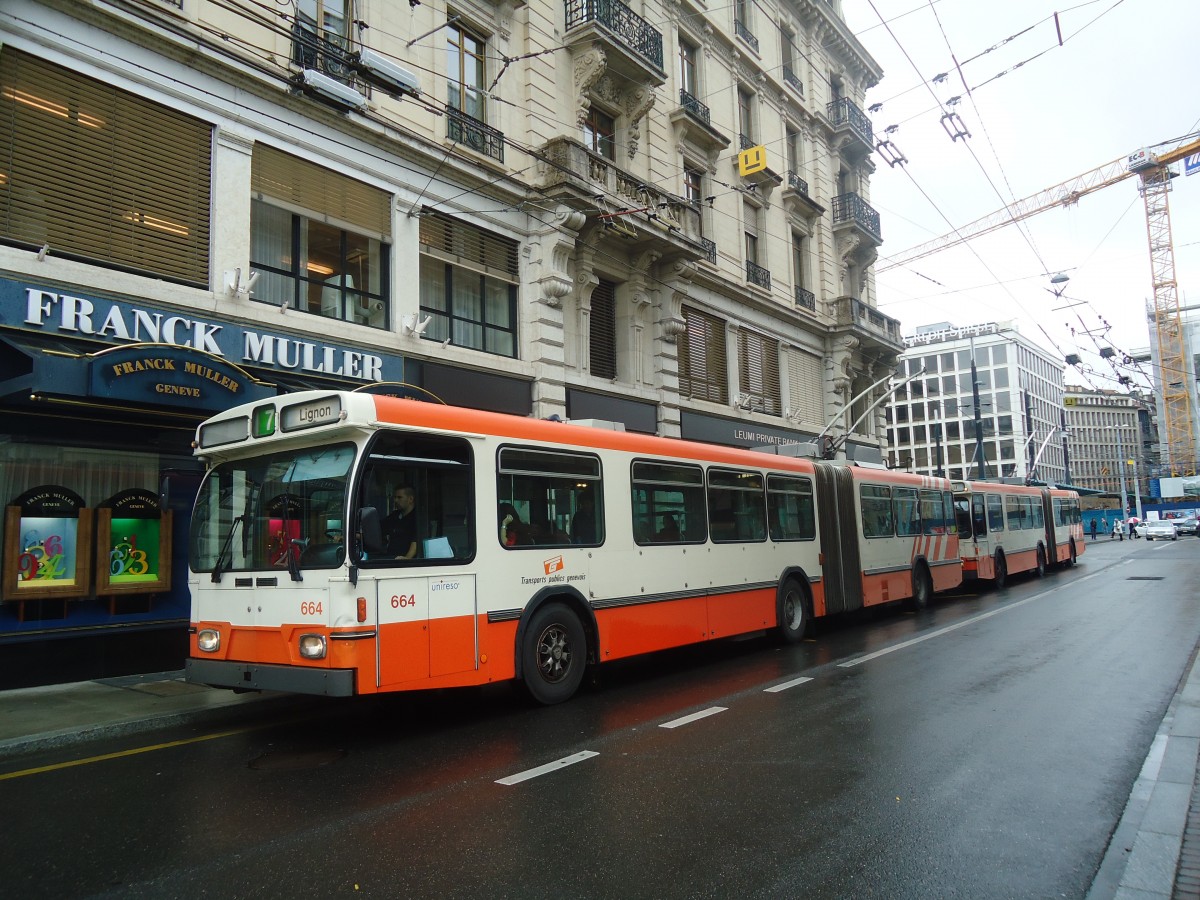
[19,286,385,381]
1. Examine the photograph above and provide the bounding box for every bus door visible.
[812,464,862,613]
[373,573,478,687]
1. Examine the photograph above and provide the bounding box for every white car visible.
[1143,520,1178,541]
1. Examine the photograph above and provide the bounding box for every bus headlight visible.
[197,629,220,652]
[298,633,327,659]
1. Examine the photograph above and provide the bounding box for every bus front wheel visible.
[521,603,586,705]
[778,578,810,644]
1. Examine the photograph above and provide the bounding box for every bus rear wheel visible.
[778,578,810,644]
[1036,546,1047,578]
[521,603,586,705]
[911,563,933,610]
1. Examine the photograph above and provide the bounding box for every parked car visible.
[1173,517,1198,536]
[1143,519,1178,541]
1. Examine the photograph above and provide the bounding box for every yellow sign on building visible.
[738,145,767,176]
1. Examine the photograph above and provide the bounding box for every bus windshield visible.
[190,443,356,576]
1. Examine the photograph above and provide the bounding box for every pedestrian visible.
[1090,518,1098,541]
[1112,518,1123,541]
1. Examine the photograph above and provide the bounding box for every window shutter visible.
[252,144,390,239]
[679,306,728,404]
[738,329,781,414]
[787,348,823,424]
[419,209,518,282]
[589,279,617,379]
[0,48,211,285]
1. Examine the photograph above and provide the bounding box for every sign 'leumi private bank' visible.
[7,281,394,382]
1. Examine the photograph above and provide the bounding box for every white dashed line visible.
[764,676,814,693]
[659,706,728,729]
[495,750,599,785]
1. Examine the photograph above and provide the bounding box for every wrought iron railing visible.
[832,192,881,241]
[565,0,664,72]
[826,97,873,146]
[795,286,815,311]
[446,108,505,163]
[782,65,803,96]
[786,170,808,196]
[738,132,755,151]
[746,259,771,290]
[699,237,717,264]
[734,19,759,53]
[679,89,710,125]
[292,23,355,83]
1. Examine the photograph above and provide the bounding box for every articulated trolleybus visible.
[186,391,961,704]
[952,480,1084,587]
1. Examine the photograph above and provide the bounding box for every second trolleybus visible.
[952,480,1085,587]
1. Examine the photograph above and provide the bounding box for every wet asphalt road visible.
[3,537,1199,899]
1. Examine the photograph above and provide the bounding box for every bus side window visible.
[971,495,987,537]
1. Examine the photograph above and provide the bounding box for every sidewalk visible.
[0,670,286,756]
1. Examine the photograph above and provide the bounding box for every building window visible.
[0,49,212,285]
[738,329,781,415]
[737,88,754,145]
[419,211,519,357]
[684,166,706,240]
[250,145,391,326]
[743,200,759,265]
[583,106,616,160]
[447,20,487,123]
[679,36,699,96]
[679,306,728,404]
[590,278,617,379]
[294,0,353,81]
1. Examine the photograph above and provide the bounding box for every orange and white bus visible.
[951,481,1084,587]
[185,391,960,704]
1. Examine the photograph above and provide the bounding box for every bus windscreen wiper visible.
[210,515,244,583]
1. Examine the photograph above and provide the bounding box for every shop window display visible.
[0,442,197,637]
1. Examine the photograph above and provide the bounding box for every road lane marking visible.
[838,566,1114,669]
[659,706,727,729]
[0,727,255,781]
[764,676,813,693]
[495,750,599,785]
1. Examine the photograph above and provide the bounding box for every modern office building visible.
[0,0,897,683]
[1062,387,1151,509]
[888,321,1068,485]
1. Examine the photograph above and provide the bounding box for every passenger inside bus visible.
[382,485,419,559]
[657,514,681,542]
[500,503,529,546]
[571,489,597,544]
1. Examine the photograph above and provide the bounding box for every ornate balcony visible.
[670,90,731,159]
[746,260,771,290]
[446,108,504,163]
[738,132,755,151]
[536,136,707,259]
[783,170,824,219]
[832,192,881,244]
[565,0,666,82]
[734,20,759,53]
[795,286,815,311]
[827,97,873,158]
[832,296,903,354]
[699,237,717,265]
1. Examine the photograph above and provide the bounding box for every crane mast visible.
[1138,160,1196,475]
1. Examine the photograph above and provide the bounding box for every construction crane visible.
[878,134,1200,477]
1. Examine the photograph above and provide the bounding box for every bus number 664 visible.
[391,594,416,609]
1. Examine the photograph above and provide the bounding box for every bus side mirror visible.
[358,506,386,554]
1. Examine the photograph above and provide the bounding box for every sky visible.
[840,0,1199,392]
